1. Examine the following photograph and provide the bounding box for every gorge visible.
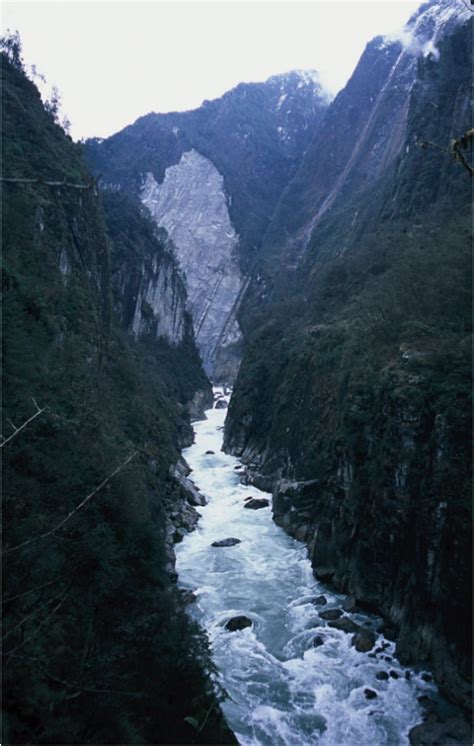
[177,390,464,746]
[2,0,472,743]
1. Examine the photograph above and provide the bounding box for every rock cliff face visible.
[258,0,469,269]
[225,9,472,716]
[85,71,329,378]
[141,150,243,378]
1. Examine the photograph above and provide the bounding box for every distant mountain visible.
[85,71,330,378]
[256,0,470,271]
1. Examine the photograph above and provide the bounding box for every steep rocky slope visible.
[140,149,243,377]
[256,0,469,273]
[85,72,329,378]
[225,11,472,718]
[2,52,233,745]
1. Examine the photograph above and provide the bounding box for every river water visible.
[175,389,436,745]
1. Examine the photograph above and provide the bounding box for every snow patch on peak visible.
[267,69,323,91]
[293,69,322,86]
[384,0,470,61]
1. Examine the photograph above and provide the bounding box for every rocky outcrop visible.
[187,387,214,422]
[102,191,191,346]
[243,498,269,510]
[141,150,244,377]
[225,616,252,632]
[211,538,241,547]
[85,71,330,380]
[126,249,187,345]
[163,457,207,580]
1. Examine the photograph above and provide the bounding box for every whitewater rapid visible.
[175,389,436,745]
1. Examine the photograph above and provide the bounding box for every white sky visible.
[2,1,423,140]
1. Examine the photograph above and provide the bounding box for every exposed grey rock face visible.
[129,252,186,345]
[141,149,244,379]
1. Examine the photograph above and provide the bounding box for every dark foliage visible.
[2,54,234,745]
[225,19,472,710]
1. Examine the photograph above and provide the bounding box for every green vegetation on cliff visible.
[226,19,472,711]
[2,52,233,744]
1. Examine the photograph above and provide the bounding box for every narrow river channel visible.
[175,389,437,745]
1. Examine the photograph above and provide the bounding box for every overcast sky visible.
[3,1,423,141]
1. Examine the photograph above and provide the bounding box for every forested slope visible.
[225,18,472,712]
[2,53,233,745]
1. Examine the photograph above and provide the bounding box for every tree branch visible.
[417,129,473,177]
[3,586,68,641]
[4,589,69,657]
[3,451,138,555]
[2,577,63,605]
[1,398,46,448]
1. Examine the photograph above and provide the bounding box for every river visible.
[175,389,436,745]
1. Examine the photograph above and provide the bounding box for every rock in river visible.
[329,616,360,633]
[215,399,228,409]
[319,609,343,621]
[211,538,241,547]
[225,616,252,632]
[312,595,327,606]
[244,498,269,510]
[364,689,378,700]
[352,629,376,652]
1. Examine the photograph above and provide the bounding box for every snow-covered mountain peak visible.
[384,0,470,58]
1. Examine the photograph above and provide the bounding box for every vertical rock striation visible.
[141,150,244,379]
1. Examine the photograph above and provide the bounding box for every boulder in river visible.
[312,595,327,606]
[376,671,389,681]
[215,399,228,409]
[329,616,360,633]
[352,629,376,652]
[205,450,215,455]
[244,498,269,510]
[364,688,378,700]
[225,616,252,632]
[313,635,325,647]
[211,538,241,547]
[319,608,343,621]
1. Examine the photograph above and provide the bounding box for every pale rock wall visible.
[130,254,186,345]
[141,149,244,380]
[114,247,187,346]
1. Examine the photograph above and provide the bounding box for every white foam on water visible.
[175,392,434,745]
